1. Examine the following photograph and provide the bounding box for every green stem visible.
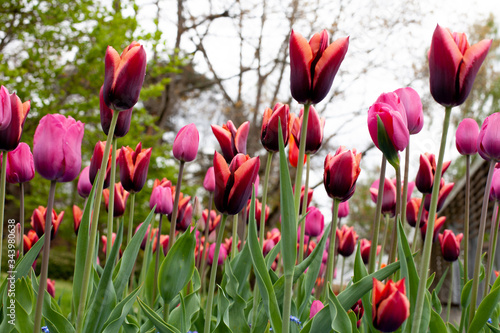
[464,155,470,284]
[204,214,228,333]
[293,103,311,221]
[378,214,390,270]
[33,180,57,333]
[19,183,25,258]
[340,255,346,290]
[139,213,154,311]
[152,214,164,307]
[299,154,310,263]
[75,110,119,333]
[231,214,238,259]
[447,262,454,323]
[163,303,170,324]
[127,192,136,245]
[388,165,402,264]
[323,199,340,301]
[369,156,387,274]
[412,106,452,333]
[259,151,273,248]
[412,193,427,253]
[401,141,410,227]
[106,137,118,260]
[200,193,213,295]
[282,274,293,333]
[485,202,500,295]
[0,152,7,273]
[167,160,185,252]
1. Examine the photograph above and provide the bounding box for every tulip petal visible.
[59,119,85,182]
[132,148,152,192]
[234,121,250,155]
[33,115,65,181]
[211,124,234,162]
[290,30,313,104]
[226,156,260,215]
[213,151,231,213]
[374,291,410,332]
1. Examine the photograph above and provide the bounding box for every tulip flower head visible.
[477,113,500,162]
[360,239,380,264]
[323,146,361,202]
[207,242,228,265]
[289,30,349,104]
[103,183,130,218]
[246,199,269,229]
[77,166,92,199]
[117,142,152,193]
[338,200,350,218]
[23,229,39,254]
[169,192,193,231]
[30,206,65,240]
[370,178,397,217]
[99,86,133,138]
[394,87,423,135]
[372,278,410,332]
[415,152,451,194]
[6,143,34,184]
[46,279,56,298]
[336,225,358,257]
[406,197,428,228]
[288,134,306,168]
[261,103,290,152]
[423,181,454,212]
[438,229,463,262]
[173,123,199,162]
[103,41,147,111]
[490,168,500,202]
[350,299,364,328]
[291,106,325,155]
[309,300,324,319]
[420,216,446,242]
[149,178,173,215]
[304,206,324,237]
[203,167,216,192]
[211,120,250,163]
[0,86,12,131]
[89,141,112,189]
[0,91,30,151]
[429,25,492,107]
[73,205,83,235]
[456,118,479,155]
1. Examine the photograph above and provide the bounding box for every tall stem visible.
[299,154,310,263]
[412,106,451,332]
[293,103,310,221]
[446,262,454,323]
[369,156,387,273]
[412,193,427,253]
[378,214,390,270]
[167,161,185,252]
[75,110,119,333]
[463,155,471,283]
[259,151,273,248]
[323,199,340,301]
[388,165,402,264]
[340,255,346,290]
[204,214,228,333]
[152,214,164,306]
[33,181,57,333]
[231,214,238,259]
[0,152,7,273]
[485,202,500,295]
[106,137,118,260]
[282,275,293,333]
[401,141,410,227]
[200,192,213,294]
[19,183,25,258]
[127,192,136,245]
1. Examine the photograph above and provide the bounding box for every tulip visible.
[246,199,269,229]
[420,216,446,242]
[152,234,169,255]
[30,206,64,240]
[46,279,56,298]
[297,185,314,214]
[394,87,423,135]
[101,233,119,255]
[372,278,410,332]
[99,86,133,137]
[477,113,500,162]
[406,198,427,228]
[103,41,147,111]
[169,193,193,231]
[288,134,306,168]
[203,167,215,192]
[370,178,397,217]
[360,239,380,264]
[350,299,364,327]
[495,271,499,278]
[0,91,30,150]
[103,183,130,218]
[289,30,349,104]
[338,201,350,218]
[323,146,361,202]
[136,223,156,250]
[304,206,324,237]
[490,168,500,202]
[73,205,83,235]
[438,229,463,262]
[23,229,39,254]
[117,142,152,193]
[291,106,325,154]
[423,181,454,212]
[213,152,260,215]
[456,118,479,155]
[429,24,492,107]
[201,209,221,234]
[33,114,85,182]
[173,123,199,162]
[6,143,34,184]
[211,120,250,163]
[309,300,324,319]
[207,242,228,265]
[261,103,290,152]
[77,166,92,199]
[0,86,12,130]
[337,225,358,257]
[89,141,112,189]
[149,178,173,215]
[415,152,451,194]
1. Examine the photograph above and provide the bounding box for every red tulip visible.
[291,106,325,154]
[336,225,358,257]
[323,146,361,202]
[103,41,147,111]
[495,271,499,278]
[438,229,463,262]
[117,142,152,192]
[372,278,410,332]
[46,279,56,298]
[360,239,380,264]
[33,114,85,182]
[370,178,397,217]
[420,216,446,242]
[261,103,290,152]
[103,183,130,218]
[309,300,324,319]
[73,205,83,235]
[30,206,64,240]
[169,192,193,231]
[23,229,39,254]
[77,166,92,199]
[289,30,349,104]
[406,198,427,228]
[149,178,173,215]
[429,25,492,107]
[423,181,454,212]
[152,234,169,256]
[415,152,451,194]
[394,87,423,135]
[99,86,133,137]
[0,91,30,150]
[350,299,364,328]
[477,113,500,162]
[173,123,199,162]
[456,118,479,155]
[0,86,12,130]
[89,141,112,189]
[203,167,215,192]
[6,142,34,184]
[288,134,306,168]
[304,206,324,237]
[213,152,260,215]
[211,120,250,163]
[246,199,269,229]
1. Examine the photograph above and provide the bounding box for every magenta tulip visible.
[207,242,228,265]
[456,118,479,155]
[99,86,133,138]
[372,278,410,332]
[370,178,397,217]
[291,106,325,154]
[424,181,454,212]
[211,120,250,163]
[77,166,92,199]
[261,103,290,152]
[360,239,380,264]
[310,300,324,319]
[337,225,358,257]
[33,114,85,183]
[117,142,152,193]
[6,143,34,184]
[289,29,349,104]
[477,113,500,161]
[394,87,423,135]
[0,91,30,151]
[429,24,492,107]
[46,279,56,298]
[323,146,361,202]
[304,206,324,237]
[438,229,463,262]
[203,167,215,192]
[89,141,112,189]
[173,123,199,162]
[490,168,500,202]
[0,86,12,131]
[149,178,173,215]
[338,200,350,218]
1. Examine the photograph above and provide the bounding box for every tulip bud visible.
[323,146,361,202]
[77,166,92,199]
[103,183,130,218]
[46,279,56,298]
[24,229,39,254]
[207,242,228,265]
[415,152,451,194]
[478,113,500,162]
[438,229,463,262]
[337,225,358,257]
[394,87,423,135]
[456,118,479,155]
[30,206,64,240]
[0,91,30,150]
[173,123,199,162]
[193,196,202,222]
[360,239,380,264]
[89,141,112,189]
[149,178,173,215]
[203,167,215,192]
[0,86,12,131]
[117,142,152,193]
[261,103,290,152]
[6,143,35,184]
[309,300,324,319]
[211,120,250,163]
[338,201,350,218]
[291,106,325,154]
[99,86,133,137]
[304,206,324,237]
[73,205,83,235]
[370,178,397,217]
[406,198,427,228]
[372,278,410,332]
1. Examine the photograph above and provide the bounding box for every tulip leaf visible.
[429,308,448,333]
[101,286,142,333]
[222,259,251,333]
[469,284,500,332]
[137,298,180,333]
[376,115,400,169]
[347,311,360,333]
[487,323,500,333]
[158,225,196,306]
[247,188,282,333]
[168,291,200,332]
[328,286,352,333]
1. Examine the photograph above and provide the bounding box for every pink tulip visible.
[337,225,358,257]
[149,178,173,215]
[456,118,479,155]
[370,178,397,217]
[173,123,199,162]
[429,25,492,107]
[338,200,350,218]
[291,106,325,154]
[207,242,228,265]
[304,206,324,237]
[490,168,500,202]
[0,86,12,130]
[423,180,454,212]
[309,300,324,319]
[0,91,30,150]
[438,229,463,262]
[323,146,361,202]
[477,113,500,161]
[6,143,34,184]
[46,279,56,298]
[360,239,380,264]
[99,86,133,138]
[261,103,290,152]
[394,87,423,135]
[77,166,92,199]
[203,167,215,192]
[211,120,250,163]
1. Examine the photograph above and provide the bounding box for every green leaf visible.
[168,291,200,332]
[487,323,500,333]
[429,308,448,333]
[469,285,500,332]
[347,311,360,333]
[137,298,180,333]
[223,259,251,333]
[328,286,352,333]
[434,266,449,295]
[431,290,442,314]
[461,279,474,309]
[352,245,375,333]
[101,287,142,333]
[376,115,400,168]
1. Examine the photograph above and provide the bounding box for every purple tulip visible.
[150,178,173,215]
[323,146,362,202]
[173,123,199,162]
[0,86,12,131]
[77,166,92,199]
[33,114,85,182]
[477,113,500,161]
[0,92,30,151]
[456,118,479,155]
[6,143,34,184]
[304,206,324,237]
[203,167,215,192]
[394,87,423,135]
[207,242,228,265]
[99,86,133,138]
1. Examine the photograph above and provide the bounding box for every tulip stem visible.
[33,180,57,333]
[340,255,346,291]
[412,193,426,253]
[485,202,500,295]
[401,141,410,227]
[259,151,273,249]
[463,154,471,284]
[447,262,454,323]
[388,165,402,265]
[106,137,118,261]
[127,192,136,245]
[231,214,238,259]
[323,199,340,301]
[138,215,155,323]
[75,110,118,333]
[378,214,390,270]
[299,154,310,264]
[200,192,213,295]
[167,160,185,253]
[282,274,293,333]
[152,214,164,307]
[19,182,25,258]
[369,156,386,274]
[412,106,452,333]
[293,103,311,221]
[0,152,7,273]
[204,213,228,333]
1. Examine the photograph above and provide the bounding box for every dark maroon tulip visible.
[33,114,85,183]
[213,152,260,215]
[337,225,358,257]
[31,206,64,240]
[429,25,492,107]
[246,199,269,229]
[77,166,92,199]
[415,152,451,194]
[203,167,215,192]
[438,229,463,262]
[394,87,423,135]
[6,143,34,184]
[117,142,152,193]
[372,278,410,332]
[360,239,380,264]
[289,30,349,104]
[310,300,324,319]
[370,178,397,217]
[477,113,500,161]
[291,105,325,154]
[406,197,427,228]
[420,216,446,243]
[490,168,500,202]
[304,206,324,237]
[149,178,173,215]
[89,141,112,189]
[323,146,361,202]
[456,118,479,155]
[211,120,250,163]
[351,299,364,328]
[173,123,199,162]
[298,185,314,214]
[0,86,12,131]
[103,41,147,111]
[73,205,83,235]
[338,200,350,218]
[0,91,30,151]
[261,103,290,152]
[423,181,454,212]
[99,86,133,138]
[103,183,130,218]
